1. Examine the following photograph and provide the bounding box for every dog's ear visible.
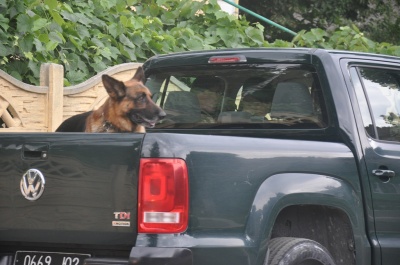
[102,75,126,99]
[131,66,145,83]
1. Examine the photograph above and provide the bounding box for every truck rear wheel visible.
[267,237,336,265]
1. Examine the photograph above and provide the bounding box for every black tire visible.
[267,237,336,265]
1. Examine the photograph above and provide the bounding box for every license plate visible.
[14,251,90,265]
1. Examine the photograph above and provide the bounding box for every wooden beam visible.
[41,63,64,132]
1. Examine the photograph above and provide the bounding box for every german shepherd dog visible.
[56,67,166,133]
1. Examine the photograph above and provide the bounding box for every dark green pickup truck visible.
[1,48,400,265]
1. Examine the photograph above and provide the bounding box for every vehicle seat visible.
[270,82,314,119]
[163,91,201,123]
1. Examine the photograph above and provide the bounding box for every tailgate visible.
[0,133,143,246]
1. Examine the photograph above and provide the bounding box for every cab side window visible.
[353,67,400,142]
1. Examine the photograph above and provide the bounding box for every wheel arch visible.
[244,172,368,265]
[269,205,355,265]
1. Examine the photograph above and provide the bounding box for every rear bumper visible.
[129,247,192,265]
[84,258,129,265]
[0,248,192,265]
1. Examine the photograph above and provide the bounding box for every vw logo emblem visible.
[20,169,45,201]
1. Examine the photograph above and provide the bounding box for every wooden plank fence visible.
[0,63,141,132]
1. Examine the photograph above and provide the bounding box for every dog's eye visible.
[136,94,146,102]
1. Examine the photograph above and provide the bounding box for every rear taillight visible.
[138,158,189,233]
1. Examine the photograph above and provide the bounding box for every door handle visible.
[372,169,395,178]
[23,143,49,160]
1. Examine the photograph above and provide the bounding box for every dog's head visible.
[101,67,166,130]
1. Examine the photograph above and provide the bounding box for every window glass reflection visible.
[358,67,400,142]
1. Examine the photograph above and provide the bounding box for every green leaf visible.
[62,3,73,13]
[108,46,121,60]
[116,1,128,12]
[179,3,192,17]
[28,60,40,79]
[24,52,34,61]
[215,10,228,20]
[0,14,9,31]
[160,12,176,26]
[100,47,112,60]
[50,10,65,26]
[90,38,105,48]
[148,39,163,52]
[76,25,90,39]
[108,23,123,38]
[203,34,219,45]
[60,11,89,24]
[38,34,50,43]
[49,31,65,44]
[120,16,132,28]
[44,0,58,9]
[100,0,117,10]
[313,28,327,37]
[0,43,11,56]
[32,18,49,31]
[134,47,148,60]
[66,70,87,84]
[216,27,238,46]
[10,71,23,81]
[68,35,83,52]
[45,40,58,51]
[33,38,45,52]
[245,26,264,44]
[90,57,107,72]
[131,33,145,46]
[185,38,204,50]
[19,34,34,53]
[17,14,33,32]
[65,53,79,71]
[120,46,137,61]
[392,47,400,57]
[119,34,135,49]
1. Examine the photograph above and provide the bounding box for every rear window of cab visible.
[145,64,328,130]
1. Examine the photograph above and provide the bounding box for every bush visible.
[0,0,399,86]
[293,25,400,56]
[0,0,270,85]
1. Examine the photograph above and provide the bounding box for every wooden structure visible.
[0,63,141,132]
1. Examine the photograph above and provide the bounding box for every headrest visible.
[270,82,313,116]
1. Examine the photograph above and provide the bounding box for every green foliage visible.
[293,25,400,57]
[0,0,399,86]
[239,0,400,45]
[239,0,361,42]
[0,0,270,85]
